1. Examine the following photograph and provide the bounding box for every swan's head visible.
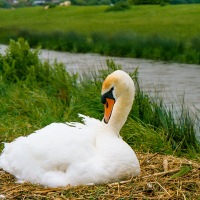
[101,70,135,124]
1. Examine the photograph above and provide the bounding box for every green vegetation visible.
[0,5,200,63]
[105,0,131,11]
[0,38,199,160]
[1,0,200,8]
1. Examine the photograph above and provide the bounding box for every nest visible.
[0,153,199,199]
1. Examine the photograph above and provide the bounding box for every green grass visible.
[0,38,199,160]
[0,5,199,40]
[0,5,200,63]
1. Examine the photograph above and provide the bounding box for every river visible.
[0,44,200,138]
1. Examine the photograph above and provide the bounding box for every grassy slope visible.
[0,4,200,40]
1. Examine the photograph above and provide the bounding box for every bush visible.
[0,38,40,82]
[1,28,200,64]
[131,0,169,4]
[0,38,77,105]
[105,1,131,11]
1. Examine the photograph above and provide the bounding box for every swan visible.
[0,70,140,187]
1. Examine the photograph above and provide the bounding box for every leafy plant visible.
[0,38,40,82]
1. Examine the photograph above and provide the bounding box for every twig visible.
[155,181,171,196]
[182,191,186,200]
[2,185,23,194]
[141,153,159,166]
[34,186,70,194]
[108,177,135,187]
[142,168,180,179]
[163,159,168,172]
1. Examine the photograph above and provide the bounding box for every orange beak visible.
[104,98,115,123]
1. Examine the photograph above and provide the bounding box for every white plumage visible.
[0,70,140,187]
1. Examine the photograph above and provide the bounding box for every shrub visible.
[105,1,131,12]
[0,38,77,106]
[0,38,40,82]
[1,28,199,64]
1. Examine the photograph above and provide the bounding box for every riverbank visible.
[0,5,200,64]
[1,43,200,135]
[0,37,200,200]
[0,39,199,154]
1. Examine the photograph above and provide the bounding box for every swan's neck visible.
[108,90,134,134]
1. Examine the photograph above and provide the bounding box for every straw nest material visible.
[0,153,199,199]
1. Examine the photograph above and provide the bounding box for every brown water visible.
[1,45,200,137]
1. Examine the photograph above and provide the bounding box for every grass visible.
[0,38,200,199]
[0,5,200,63]
[0,5,199,40]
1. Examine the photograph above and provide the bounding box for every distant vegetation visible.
[1,0,200,8]
[0,5,200,64]
[0,38,199,159]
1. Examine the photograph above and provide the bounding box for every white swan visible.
[0,70,140,187]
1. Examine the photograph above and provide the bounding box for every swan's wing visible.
[0,116,100,185]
